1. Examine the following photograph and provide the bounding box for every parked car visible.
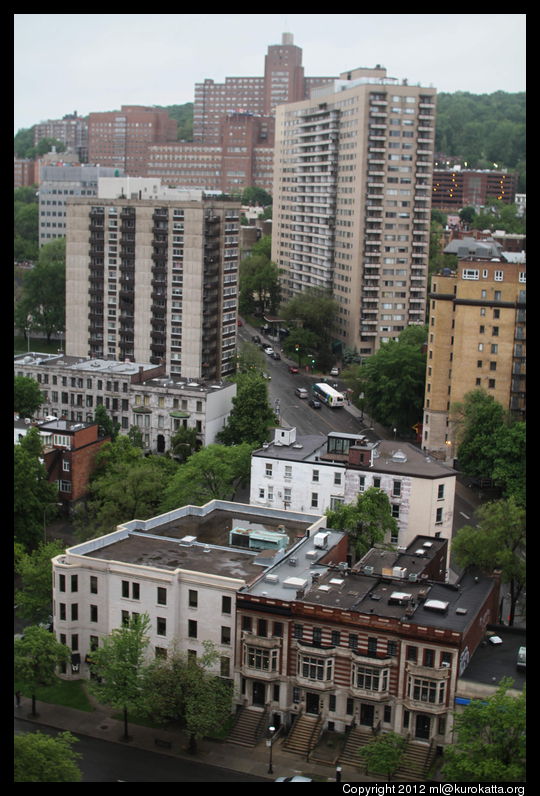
[251,335,261,344]
[262,372,272,380]
[288,365,299,374]
[295,387,308,399]
[330,367,340,377]
[271,351,281,360]
[309,398,321,409]
[264,346,274,355]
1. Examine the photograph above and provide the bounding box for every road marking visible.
[459,512,470,520]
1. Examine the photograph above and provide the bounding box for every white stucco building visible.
[51,500,326,678]
[250,428,456,562]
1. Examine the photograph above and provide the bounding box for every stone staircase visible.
[283,713,323,758]
[338,727,373,771]
[394,741,436,782]
[227,707,267,747]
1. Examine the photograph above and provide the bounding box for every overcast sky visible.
[14,13,526,133]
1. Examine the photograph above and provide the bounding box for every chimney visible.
[348,443,373,468]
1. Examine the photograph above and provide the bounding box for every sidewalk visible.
[14,695,376,783]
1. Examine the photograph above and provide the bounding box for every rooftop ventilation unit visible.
[179,535,197,546]
[424,599,449,613]
[283,576,308,590]
[314,532,330,549]
[288,557,298,567]
[364,565,374,575]
[264,574,279,584]
[408,573,419,582]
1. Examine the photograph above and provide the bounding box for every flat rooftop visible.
[459,627,526,692]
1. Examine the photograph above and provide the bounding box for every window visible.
[257,618,268,637]
[406,645,418,662]
[265,463,273,477]
[436,507,443,524]
[273,622,283,637]
[348,634,358,650]
[71,575,78,592]
[90,605,98,623]
[122,580,129,598]
[392,480,401,497]
[188,619,197,638]
[408,676,446,704]
[132,583,140,600]
[221,626,231,645]
[157,617,167,637]
[373,477,381,488]
[220,656,230,678]
[71,604,78,620]
[242,615,252,633]
[222,595,232,614]
[311,493,319,508]
[59,574,66,592]
[157,587,167,606]
[293,624,303,639]
[334,472,342,486]
[245,645,278,672]
[391,504,400,519]
[353,665,389,692]
[313,627,322,646]
[90,576,98,594]
[387,640,398,657]
[437,484,445,500]
[189,589,198,608]
[367,637,378,657]
[331,631,341,646]
[299,655,333,682]
[424,648,435,667]
[312,469,319,482]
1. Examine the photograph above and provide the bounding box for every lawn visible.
[15,677,94,712]
[14,335,64,356]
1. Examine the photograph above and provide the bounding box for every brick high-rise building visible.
[87,106,177,175]
[65,180,241,380]
[271,66,436,358]
[431,168,518,211]
[34,112,89,162]
[193,33,336,145]
[423,258,526,459]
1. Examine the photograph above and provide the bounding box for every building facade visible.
[193,33,335,145]
[14,352,236,453]
[271,67,436,357]
[50,501,326,679]
[423,259,526,458]
[64,183,241,380]
[87,106,177,175]
[431,168,518,211]
[33,112,89,162]
[250,428,456,558]
[38,164,122,247]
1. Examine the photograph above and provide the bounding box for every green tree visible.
[14,127,36,159]
[169,425,199,462]
[94,403,118,441]
[241,186,272,206]
[15,239,66,341]
[89,613,151,741]
[127,425,144,449]
[441,679,525,781]
[451,498,525,626]
[451,389,507,480]
[14,374,43,418]
[343,326,427,434]
[14,445,58,549]
[239,254,281,317]
[78,450,176,540]
[140,642,232,754]
[359,731,407,781]
[217,372,276,447]
[280,288,339,371]
[15,540,65,625]
[236,340,267,375]
[492,421,526,506]
[14,626,71,717]
[325,487,398,558]
[160,443,253,512]
[14,731,82,782]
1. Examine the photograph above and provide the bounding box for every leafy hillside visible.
[158,103,194,141]
[435,91,525,188]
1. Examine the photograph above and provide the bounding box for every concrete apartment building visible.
[87,105,177,175]
[423,259,526,458]
[271,66,436,358]
[64,180,241,380]
[14,352,236,453]
[193,33,336,146]
[249,428,456,560]
[38,164,122,247]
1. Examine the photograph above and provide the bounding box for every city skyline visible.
[14,14,526,134]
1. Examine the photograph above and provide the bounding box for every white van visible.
[295,387,308,399]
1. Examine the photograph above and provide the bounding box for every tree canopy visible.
[14,731,82,782]
[15,540,65,625]
[159,442,253,512]
[343,325,427,434]
[15,238,66,340]
[441,678,525,782]
[279,288,339,371]
[14,444,59,550]
[451,498,525,626]
[325,487,398,558]
[217,372,276,447]
[14,625,71,716]
[14,375,43,419]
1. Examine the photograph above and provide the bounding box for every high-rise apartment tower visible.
[65,182,241,380]
[271,67,436,357]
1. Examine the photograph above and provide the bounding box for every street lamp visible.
[43,502,62,542]
[267,725,276,774]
